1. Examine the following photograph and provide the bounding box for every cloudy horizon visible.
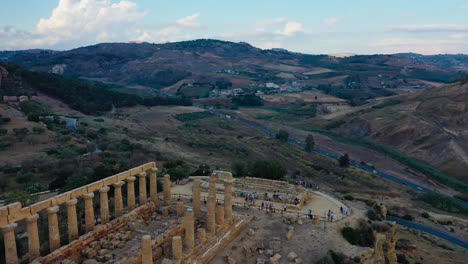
[1,0,468,55]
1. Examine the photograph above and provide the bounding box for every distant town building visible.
[265,82,280,89]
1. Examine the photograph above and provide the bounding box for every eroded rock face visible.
[361,221,398,264]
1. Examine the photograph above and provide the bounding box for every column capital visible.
[151,167,158,173]
[47,206,60,214]
[66,198,78,206]
[113,181,125,187]
[126,176,136,182]
[138,172,147,177]
[99,186,110,193]
[26,214,39,223]
[83,192,95,199]
[2,223,17,232]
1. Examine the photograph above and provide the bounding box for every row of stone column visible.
[2,168,159,264]
[140,172,234,263]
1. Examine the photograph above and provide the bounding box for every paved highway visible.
[387,216,467,249]
[209,109,468,209]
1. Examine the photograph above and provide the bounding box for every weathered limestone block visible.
[138,172,148,205]
[184,210,195,251]
[126,176,136,211]
[150,168,159,207]
[207,195,216,234]
[141,235,153,264]
[83,192,95,232]
[113,181,125,217]
[172,236,183,261]
[192,179,201,217]
[65,199,79,241]
[197,228,207,242]
[216,205,224,226]
[224,179,233,222]
[99,186,110,224]
[26,214,40,260]
[2,223,18,264]
[47,206,61,252]
[176,201,185,217]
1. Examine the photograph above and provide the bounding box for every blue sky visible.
[1,0,468,54]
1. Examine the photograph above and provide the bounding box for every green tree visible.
[0,128,7,136]
[339,154,350,167]
[232,162,246,178]
[275,130,289,142]
[249,160,286,180]
[305,134,315,152]
[5,191,38,206]
[13,127,29,142]
[191,164,211,176]
[163,160,191,181]
[15,171,35,186]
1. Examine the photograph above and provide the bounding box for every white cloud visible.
[0,0,146,49]
[324,17,338,26]
[134,13,202,43]
[255,18,286,32]
[450,33,464,39]
[277,21,303,36]
[461,4,468,9]
[391,24,468,32]
[176,13,200,28]
[372,37,468,54]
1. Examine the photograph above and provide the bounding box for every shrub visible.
[275,130,289,142]
[0,128,7,136]
[341,227,358,245]
[32,127,45,134]
[249,160,286,180]
[421,212,430,219]
[344,195,354,201]
[420,193,466,214]
[402,214,414,221]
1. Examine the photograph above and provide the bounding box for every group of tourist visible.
[261,201,276,213]
[295,179,319,190]
[340,206,350,216]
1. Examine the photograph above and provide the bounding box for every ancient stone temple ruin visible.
[0,162,251,264]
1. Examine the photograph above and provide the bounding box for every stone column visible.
[126,176,136,211]
[141,235,153,264]
[197,228,206,242]
[138,172,147,205]
[26,214,40,260]
[65,199,79,241]
[184,209,195,252]
[207,194,216,234]
[172,236,183,261]
[224,178,233,222]
[192,179,201,217]
[209,173,217,198]
[163,174,171,206]
[150,168,158,207]
[99,186,110,224]
[216,205,224,226]
[47,206,61,252]
[2,223,18,264]
[113,181,125,217]
[83,192,95,232]
[177,201,185,217]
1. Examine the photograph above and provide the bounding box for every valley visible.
[0,39,467,264]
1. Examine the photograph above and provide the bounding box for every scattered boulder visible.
[269,237,282,253]
[256,258,266,264]
[60,260,77,264]
[286,229,295,240]
[161,258,174,264]
[287,252,298,262]
[225,256,237,264]
[269,253,282,264]
[82,260,100,264]
[296,218,303,225]
[266,249,274,257]
[248,228,256,236]
[295,258,304,263]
